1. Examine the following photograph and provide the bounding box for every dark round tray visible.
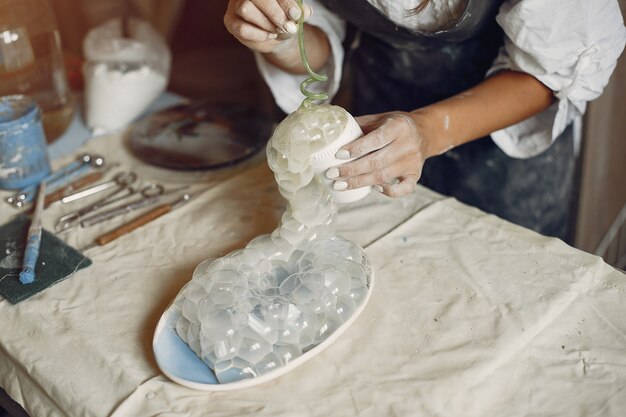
[127,101,274,170]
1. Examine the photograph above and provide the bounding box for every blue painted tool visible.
[19,182,46,284]
[17,154,90,198]
[5,154,106,207]
[0,95,51,190]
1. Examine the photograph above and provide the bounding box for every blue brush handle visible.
[20,182,46,284]
[19,233,41,284]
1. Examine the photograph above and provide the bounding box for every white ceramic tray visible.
[153,271,374,391]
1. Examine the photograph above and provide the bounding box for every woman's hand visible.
[325,111,441,198]
[224,0,312,54]
[325,69,555,198]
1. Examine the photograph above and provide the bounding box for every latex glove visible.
[224,0,312,53]
[325,112,436,198]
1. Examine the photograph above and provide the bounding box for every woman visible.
[224,0,626,242]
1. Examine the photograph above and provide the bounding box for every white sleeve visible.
[254,0,347,114]
[488,0,626,158]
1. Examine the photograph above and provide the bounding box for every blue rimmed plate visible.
[153,271,374,391]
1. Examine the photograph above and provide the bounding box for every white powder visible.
[83,63,166,134]
[82,18,170,134]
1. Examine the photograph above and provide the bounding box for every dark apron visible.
[318,0,577,242]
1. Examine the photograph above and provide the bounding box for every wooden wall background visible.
[575,0,626,268]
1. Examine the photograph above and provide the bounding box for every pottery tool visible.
[44,170,108,207]
[81,193,191,251]
[5,154,106,207]
[57,184,189,232]
[54,171,137,205]
[77,183,168,228]
[53,173,144,232]
[19,182,46,284]
[5,154,100,206]
[43,163,120,208]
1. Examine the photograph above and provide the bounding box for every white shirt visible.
[256,0,626,158]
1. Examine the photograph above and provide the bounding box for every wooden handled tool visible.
[44,171,106,207]
[81,194,191,251]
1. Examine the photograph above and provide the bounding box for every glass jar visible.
[0,95,51,189]
[0,0,74,143]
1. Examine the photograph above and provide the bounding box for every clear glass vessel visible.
[0,0,74,143]
[0,94,50,189]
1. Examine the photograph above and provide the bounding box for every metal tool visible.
[6,154,106,207]
[44,172,104,208]
[54,172,138,232]
[43,154,105,195]
[5,154,100,206]
[81,193,192,251]
[76,184,189,229]
[79,183,166,228]
[55,171,137,206]
[43,167,114,208]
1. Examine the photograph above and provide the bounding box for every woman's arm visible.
[415,70,555,158]
[329,70,555,197]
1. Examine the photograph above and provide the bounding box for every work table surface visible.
[0,122,625,417]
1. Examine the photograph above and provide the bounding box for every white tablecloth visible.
[0,132,624,417]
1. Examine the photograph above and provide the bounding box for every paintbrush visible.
[19,182,46,284]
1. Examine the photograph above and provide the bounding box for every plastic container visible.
[0,0,74,143]
[0,95,51,190]
[309,108,371,203]
[82,17,171,134]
